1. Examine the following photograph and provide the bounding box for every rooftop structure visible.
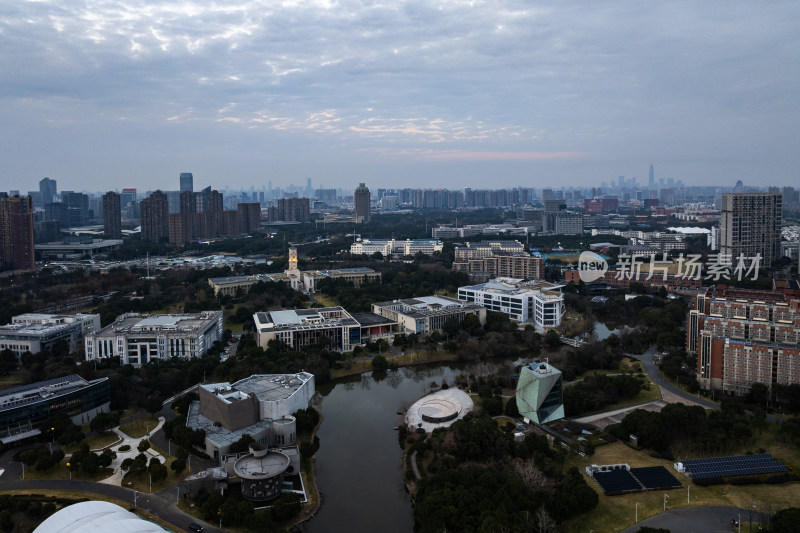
[454,240,526,261]
[0,313,100,359]
[405,389,474,433]
[208,273,278,297]
[85,311,223,366]
[371,295,486,335]
[458,278,565,330]
[35,238,123,259]
[515,361,564,424]
[33,501,169,533]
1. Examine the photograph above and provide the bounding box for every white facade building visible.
[0,313,100,359]
[350,238,443,256]
[84,311,223,366]
[458,278,565,330]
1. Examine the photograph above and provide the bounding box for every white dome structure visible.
[33,501,169,533]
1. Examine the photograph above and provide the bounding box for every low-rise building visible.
[0,313,100,359]
[187,373,314,461]
[0,374,110,444]
[208,274,278,297]
[371,295,486,335]
[254,307,362,352]
[457,278,565,329]
[84,311,223,366]
[350,238,443,256]
[302,267,381,293]
[515,361,564,424]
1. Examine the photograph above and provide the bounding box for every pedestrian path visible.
[99,416,166,486]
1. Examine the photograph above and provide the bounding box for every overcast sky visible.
[1,0,798,193]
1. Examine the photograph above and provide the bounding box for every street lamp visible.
[66,462,71,480]
[149,472,152,493]
[635,502,638,523]
[663,493,669,511]
[687,485,690,504]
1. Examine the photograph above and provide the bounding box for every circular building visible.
[33,501,169,532]
[234,443,291,501]
[405,388,473,433]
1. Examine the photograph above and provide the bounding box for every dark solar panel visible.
[593,470,642,493]
[630,467,683,490]
[681,454,788,480]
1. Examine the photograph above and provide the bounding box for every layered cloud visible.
[0,0,798,188]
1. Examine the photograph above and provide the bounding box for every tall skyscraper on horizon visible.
[720,192,782,268]
[0,195,35,271]
[120,187,137,209]
[102,191,122,239]
[39,177,57,205]
[648,164,655,191]
[180,173,194,193]
[354,183,371,223]
[140,190,169,242]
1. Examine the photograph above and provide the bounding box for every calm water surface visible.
[301,361,509,533]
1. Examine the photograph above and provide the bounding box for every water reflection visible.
[303,359,516,533]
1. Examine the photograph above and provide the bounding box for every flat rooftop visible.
[235,451,290,478]
[0,375,103,412]
[187,401,273,448]
[525,361,562,378]
[254,308,358,330]
[232,373,314,403]
[98,312,220,334]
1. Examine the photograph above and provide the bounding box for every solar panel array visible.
[681,453,788,480]
[630,467,682,490]
[593,469,642,493]
[592,466,683,494]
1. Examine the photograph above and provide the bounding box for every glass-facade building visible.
[515,362,565,424]
[0,375,110,444]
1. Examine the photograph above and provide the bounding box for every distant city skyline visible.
[1,1,798,191]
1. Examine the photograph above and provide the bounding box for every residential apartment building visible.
[453,254,544,283]
[354,183,371,223]
[687,285,800,394]
[140,190,170,242]
[720,192,782,268]
[267,197,310,223]
[102,191,122,239]
[453,240,526,261]
[0,195,35,271]
[85,311,223,366]
[457,278,565,330]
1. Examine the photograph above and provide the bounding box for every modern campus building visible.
[515,361,565,424]
[277,247,381,294]
[453,240,526,261]
[254,307,364,352]
[0,313,101,360]
[687,284,800,394]
[84,311,223,366]
[720,192,783,268]
[371,295,486,335]
[350,238,443,256]
[187,373,314,461]
[457,278,565,330]
[0,374,111,444]
[452,253,544,283]
[208,274,279,296]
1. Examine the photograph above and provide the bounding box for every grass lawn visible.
[561,425,800,533]
[119,415,160,439]
[314,294,339,307]
[63,431,121,453]
[0,374,25,388]
[21,463,114,483]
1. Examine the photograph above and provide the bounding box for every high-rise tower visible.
[720,192,782,268]
[102,191,122,239]
[180,173,194,193]
[0,195,35,271]
[140,190,169,242]
[354,183,371,223]
[39,177,57,205]
[648,164,655,190]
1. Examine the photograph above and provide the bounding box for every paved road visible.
[621,505,765,533]
[630,346,721,410]
[0,478,221,533]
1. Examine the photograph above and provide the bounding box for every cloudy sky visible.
[1,0,798,193]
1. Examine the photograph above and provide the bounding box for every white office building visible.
[457,278,565,330]
[350,238,443,256]
[84,311,223,366]
[0,313,100,359]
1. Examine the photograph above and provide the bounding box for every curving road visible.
[630,346,720,410]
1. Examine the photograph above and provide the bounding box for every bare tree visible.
[514,459,550,492]
[536,506,558,533]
